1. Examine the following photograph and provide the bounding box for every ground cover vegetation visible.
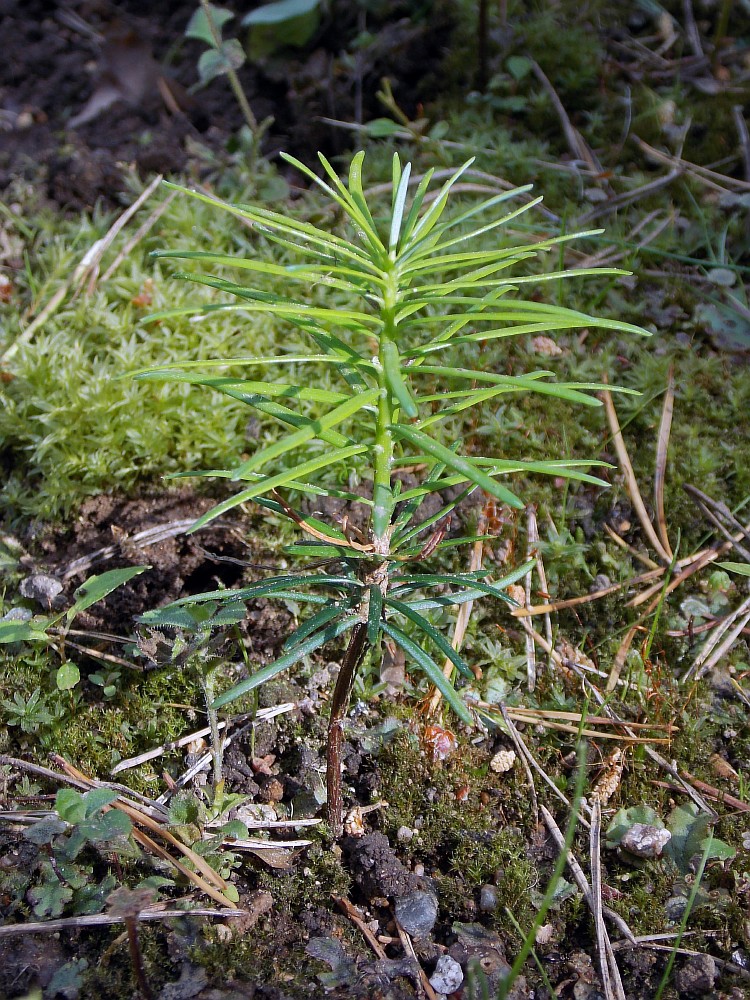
[2,1,750,998]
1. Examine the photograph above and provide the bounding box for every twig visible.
[682,594,750,682]
[602,386,672,564]
[112,703,295,774]
[101,190,178,283]
[589,798,627,1000]
[654,368,675,560]
[393,913,439,1000]
[333,896,387,959]
[0,907,244,938]
[530,61,605,178]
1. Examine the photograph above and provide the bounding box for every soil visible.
[0,0,454,212]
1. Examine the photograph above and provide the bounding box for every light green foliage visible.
[186,4,246,87]
[136,150,645,721]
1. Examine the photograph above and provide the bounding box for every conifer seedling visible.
[134,152,646,835]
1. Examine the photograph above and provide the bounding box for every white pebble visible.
[429,956,463,994]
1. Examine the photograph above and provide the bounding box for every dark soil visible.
[0,0,455,211]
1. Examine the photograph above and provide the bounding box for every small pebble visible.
[397,825,414,842]
[674,954,718,996]
[479,884,498,912]
[19,573,63,606]
[394,889,438,939]
[429,955,464,994]
[621,823,671,859]
[489,749,516,774]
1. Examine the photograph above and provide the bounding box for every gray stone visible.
[621,823,671,859]
[1,607,32,621]
[19,574,63,607]
[674,954,718,996]
[394,889,438,939]
[429,955,463,994]
[479,884,499,912]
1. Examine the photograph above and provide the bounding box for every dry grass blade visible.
[654,367,675,560]
[684,484,750,563]
[530,60,605,176]
[488,705,673,743]
[541,805,635,942]
[589,798,627,1000]
[0,907,244,938]
[127,824,234,908]
[499,704,593,824]
[602,386,672,564]
[498,703,539,817]
[101,189,178,283]
[633,134,750,192]
[606,624,639,692]
[576,210,665,268]
[682,593,750,682]
[512,579,625,617]
[112,703,295,774]
[527,506,553,669]
[603,523,660,569]
[52,757,231,894]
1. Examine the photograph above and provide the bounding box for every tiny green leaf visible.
[56,661,80,691]
[67,567,149,622]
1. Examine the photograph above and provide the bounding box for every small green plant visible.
[186,2,272,159]
[134,151,646,835]
[0,566,148,698]
[22,788,133,918]
[136,601,246,788]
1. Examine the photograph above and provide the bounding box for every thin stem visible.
[125,917,154,1000]
[199,668,223,788]
[198,0,261,155]
[327,622,369,837]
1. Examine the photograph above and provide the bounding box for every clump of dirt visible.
[23,488,266,632]
[0,0,457,211]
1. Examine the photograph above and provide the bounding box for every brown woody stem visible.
[327,622,369,838]
[125,917,154,1000]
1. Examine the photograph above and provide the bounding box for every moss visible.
[257,842,351,911]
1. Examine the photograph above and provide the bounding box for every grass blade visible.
[381,620,472,724]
